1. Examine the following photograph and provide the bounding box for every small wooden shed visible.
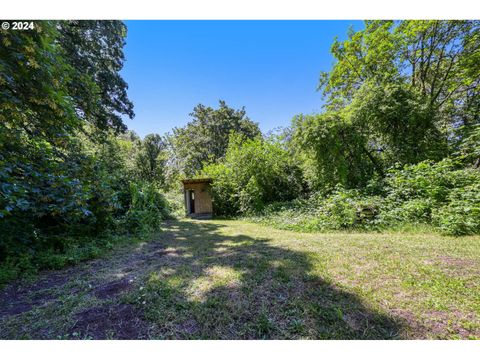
[182,178,213,219]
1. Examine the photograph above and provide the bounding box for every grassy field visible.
[1,219,479,339]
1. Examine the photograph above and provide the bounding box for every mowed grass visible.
[1,219,479,339]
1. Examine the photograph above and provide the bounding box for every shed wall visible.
[184,182,212,214]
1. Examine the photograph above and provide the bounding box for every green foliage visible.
[134,134,168,186]
[320,20,480,120]
[0,21,176,285]
[291,112,377,190]
[456,124,480,167]
[374,160,480,235]
[203,133,304,216]
[319,21,399,106]
[294,20,480,195]
[382,160,457,204]
[271,20,480,237]
[170,100,261,177]
[251,160,480,235]
[124,182,172,232]
[0,21,134,249]
[163,190,186,218]
[1,22,85,250]
[250,187,381,232]
[57,20,135,133]
[432,183,480,235]
[348,82,447,164]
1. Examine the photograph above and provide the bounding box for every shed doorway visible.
[182,178,213,219]
[188,190,195,214]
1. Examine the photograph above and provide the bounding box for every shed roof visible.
[181,178,212,185]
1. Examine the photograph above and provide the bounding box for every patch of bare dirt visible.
[389,309,418,326]
[342,312,365,332]
[435,255,480,277]
[93,278,133,299]
[0,273,70,318]
[421,310,479,339]
[69,304,148,339]
[389,308,479,339]
[176,319,200,336]
[0,235,178,321]
[437,255,476,268]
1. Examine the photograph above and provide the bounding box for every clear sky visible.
[121,20,363,138]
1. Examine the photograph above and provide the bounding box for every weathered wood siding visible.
[184,182,212,214]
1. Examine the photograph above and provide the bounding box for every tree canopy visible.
[0,21,143,262]
[170,100,261,176]
[292,20,480,191]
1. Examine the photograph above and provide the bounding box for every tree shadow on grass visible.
[128,219,403,339]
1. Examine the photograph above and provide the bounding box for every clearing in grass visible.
[0,219,479,340]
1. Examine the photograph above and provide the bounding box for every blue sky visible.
[121,20,363,138]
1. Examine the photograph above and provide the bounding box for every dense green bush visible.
[432,183,480,235]
[291,112,378,191]
[123,182,172,232]
[0,119,176,286]
[249,160,480,235]
[249,187,381,232]
[203,133,305,216]
[164,190,186,218]
[376,160,480,233]
[456,124,480,167]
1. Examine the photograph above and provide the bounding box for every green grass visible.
[0,232,153,288]
[1,219,479,339]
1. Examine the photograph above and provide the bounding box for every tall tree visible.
[0,21,135,254]
[58,20,135,134]
[171,100,261,176]
[0,21,82,226]
[320,21,480,115]
[296,20,480,192]
[320,21,480,142]
[135,134,167,186]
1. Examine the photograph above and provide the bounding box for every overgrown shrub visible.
[123,182,172,232]
[250,187,381,232]
[203,133,305,216]
[0,131,175,287]
[382,159,469,203]
[249,160,480,235]
[432,183,480,235]
[377,160,480,232]
[164,190,186,218]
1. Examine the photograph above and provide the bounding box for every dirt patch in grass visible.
[433,255,480,278]
[175,319,200,336]
[421,310,480,339]
[69,304,148,339]
[0,272,73,318]
[389,308,480,339]
[437,255,476,268]
[93,278,133,299]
